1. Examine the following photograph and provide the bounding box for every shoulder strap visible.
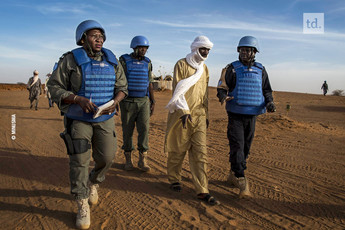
[253,62,263,69]
[121,54,131,63]
[102,48,118,66]
[143,56,151,63]
[71,48,90,66]
[231,60,243,70]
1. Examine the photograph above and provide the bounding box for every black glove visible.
[221,96,234,105]
[266,102,276,113]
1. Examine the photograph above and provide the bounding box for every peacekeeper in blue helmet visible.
[217,36,276,199]
[47,19,127,229]
[119,35,155,172]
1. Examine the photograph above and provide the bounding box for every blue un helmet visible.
[237,36,260,53]
[75,20,106,46]
[130,35,149,49]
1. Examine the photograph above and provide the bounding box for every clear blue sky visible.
[1,0,344,94]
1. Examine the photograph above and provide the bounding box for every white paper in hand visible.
[93,100,115,119]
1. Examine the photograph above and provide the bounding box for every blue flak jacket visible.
[226,61,266,115]
[66,48,117,122]
[121,54,150,98]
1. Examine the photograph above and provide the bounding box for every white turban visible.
[166,35,213,113]
[190,35,214,52]
[186,35,213,69]
[31,70,39,87]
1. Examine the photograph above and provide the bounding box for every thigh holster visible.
[60,117,91,155]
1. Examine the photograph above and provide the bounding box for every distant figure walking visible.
[45,72,54,109]
[26,70,42,110]
[321,81,328,96]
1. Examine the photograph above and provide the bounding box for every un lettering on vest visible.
[128,61,145,70]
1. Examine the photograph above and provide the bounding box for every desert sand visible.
[0,85,344,229]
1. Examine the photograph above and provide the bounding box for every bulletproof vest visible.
[66,47,117,122]
[121,54,150,98]
[226,60,266,115]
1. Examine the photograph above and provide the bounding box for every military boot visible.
[88,181,99,205]
[76,198,90,229]
[124,151,134,171]
[138,151,150,172]
[238,177,253,199]
[227,170,239,188]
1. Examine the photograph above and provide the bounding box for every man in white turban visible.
[164,36,219,205]
[26,70,42,110]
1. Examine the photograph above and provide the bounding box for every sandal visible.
[169,182,182,192]
[197,193,220,206]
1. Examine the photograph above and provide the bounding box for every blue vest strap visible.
[121,54,131,64]
[102,48,118,66]
[253,62,263,69]
[121,54,150,66]
[231,60,243,69]
[72,47,118,67]
[232,61,263,70]
[72,48,90,66]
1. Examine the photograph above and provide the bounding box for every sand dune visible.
[0,85,344,229]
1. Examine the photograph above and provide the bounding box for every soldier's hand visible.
[180,114,192,129]
[266,102,276,113]
[221,96,234,105]
[114,100,120,115]
[150,100,155,116]
[100,101,115,116]
[75,96,97,114]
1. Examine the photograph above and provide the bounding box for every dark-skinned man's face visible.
[239,47,256,63]
[135,46,148,57]
[199,47,210,58]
